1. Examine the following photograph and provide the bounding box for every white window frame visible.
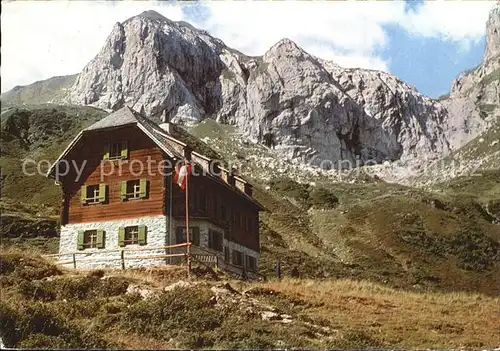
[87,185,100,204]
[84,230,98,249]
[109,142,123,160]
[124,226,139,245]
[127,180,141,199]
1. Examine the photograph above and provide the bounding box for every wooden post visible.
[72,253,76,269]
[121,250,125,270]
[185,162,191,277]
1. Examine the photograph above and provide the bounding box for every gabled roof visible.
[46,106,181,178]
[46,106,264,210]
[84,106,139,131]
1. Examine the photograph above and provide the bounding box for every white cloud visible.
[401,0,494,44]
[191,1,405,71]
[0,0,496,93]
[1,1,186,92]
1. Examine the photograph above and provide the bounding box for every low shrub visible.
[269,177,339,209]
[0,252,61,280]
[121,286,224,340]
[269,177,309,202]
[308,187,339,209]
[0,300,110,348]
[327,329,382,349]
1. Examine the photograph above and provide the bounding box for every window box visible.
[77,229,105,250]
[119,225,147,246]
[120,179,148,201]
[80,184,107,204]
[103,141,128,160]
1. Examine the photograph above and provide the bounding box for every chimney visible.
[159,109,174,134]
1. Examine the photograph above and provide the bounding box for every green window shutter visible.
[103,144,110,160]
[99,183,107,203]
[120,181,127,201]
[118,227,125,247]
[138,225,147,245]
[80,185,87,204]
[77,231,85,250]
[121,141,129,159]
[97,229,105,249]
[139,179,147,199]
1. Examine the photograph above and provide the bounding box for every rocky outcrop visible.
[485,3,500,62]
[68,10,456,166]
[444,3,500,149]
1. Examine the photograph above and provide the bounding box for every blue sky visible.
[380,24,486,97]
[2,1,496,98]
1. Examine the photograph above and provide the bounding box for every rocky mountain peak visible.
[65,10,456,167]
[266,38,306,56]
[444,2,499,149]
[125,10,169,24]
[485,2,500,61]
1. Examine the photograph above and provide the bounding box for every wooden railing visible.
[43,243,191,270]
[44,242,265,280]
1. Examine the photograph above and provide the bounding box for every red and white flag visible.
[173,162,192,191]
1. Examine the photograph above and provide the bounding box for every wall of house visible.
[62,125,167,224]
[170,219,260,272]
[170,174,260,252]
[58,215,170,269]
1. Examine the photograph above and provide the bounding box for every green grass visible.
[480,68,500,86]
[2,250,500,349]
[0,104,107,205]
[0,75,77,106]
[2,106,500,296]
[479,103,498,116]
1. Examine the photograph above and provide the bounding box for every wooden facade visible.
[171,174,260,251]
[56,121,262,253]
[61,125,166,224]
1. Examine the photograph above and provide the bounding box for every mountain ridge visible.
[1,7,499,178]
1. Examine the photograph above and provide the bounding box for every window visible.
[77,229,104,250]
[246,255,257,271]
[120,179,148,201]
[208,229,224,252]
[176,227,200,246]
[80,184,107,204]
[125,226,139,245]
[119,225,147,246]
[104,141,128,160]
[224,246,230,262]
[232,250,243,266]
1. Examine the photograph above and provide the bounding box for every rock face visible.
[68,9,498,166]
[485,3,500,62]
[444,3,500,149]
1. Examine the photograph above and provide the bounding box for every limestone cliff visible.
[443,3,500,149]
[68,10,456,166]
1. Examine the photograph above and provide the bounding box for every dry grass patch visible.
[256,278,500,349]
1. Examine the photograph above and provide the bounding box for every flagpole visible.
[185,161,191,277]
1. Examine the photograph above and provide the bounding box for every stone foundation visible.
[58,215,169,269]
[58,216,259,275]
